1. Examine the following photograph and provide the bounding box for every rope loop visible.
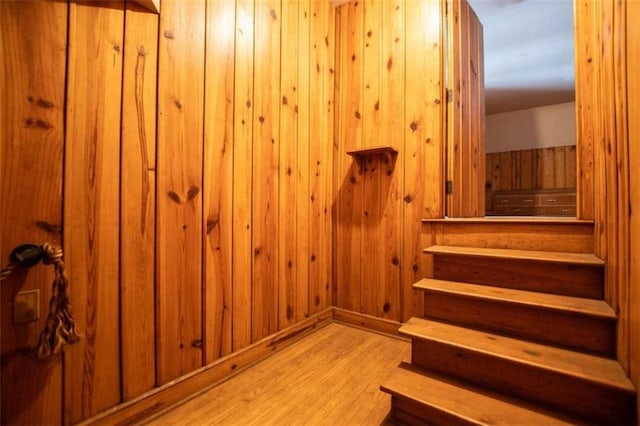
[41,243,63,265]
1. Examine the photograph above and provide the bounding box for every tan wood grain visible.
[120,1,158,400]
[422,220,594,253]
[251,0,281,342]
[359,0,381,317]
[278,0,299,329]
[81,310,332,426]
[402,0,442,320]
[486,145,577,196]
[627,0,640,415]
[156,0,205,384]
[232,0,254,352]
[383,363,581,426]
[0,1,67,424]
[64,2,124,421]
[296,0,311,321]
[575,0,595,220]
[147,322,409,425]
[203,0,235,362]
[308,0,334,315]
[377,0,403,320]
[335,1,364,312]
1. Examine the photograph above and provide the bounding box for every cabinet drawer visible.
[494,195,539,206]
[494,206,537,215]
[540,193,576,205]
[536,206,576,216]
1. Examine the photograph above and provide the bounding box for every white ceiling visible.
[467,0,575,114]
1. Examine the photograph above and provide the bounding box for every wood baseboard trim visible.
[332,307,406,340]
[79,308,333,426]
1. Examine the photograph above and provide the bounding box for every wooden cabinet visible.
[493,188,576,216]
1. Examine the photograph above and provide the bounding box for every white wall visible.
[485,102,576,153]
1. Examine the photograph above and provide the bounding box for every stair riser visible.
[411,339,635,425]
[433,255,603,298]
[423,292,616,356]
[390,396,473,426]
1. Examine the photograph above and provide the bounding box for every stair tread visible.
[400,318,635,393]
[414,278,616,319]
[424,245,605,266]
[381,362,581,425]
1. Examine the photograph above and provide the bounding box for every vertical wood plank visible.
[64,2,123,420]
[360,0,381,316]
[156,0,205,384]
[379,0,404,320]
[610,0,629,373]
[336,1,363,312]
[322,3,336,313]
[565,145,577,188]
[232,0,254,351]
[278,0,299,329]
[403,0,442,320]
[627,0,640,405]
[296,0,311,321]
[448,0,462,216]
[120,1,158,399]
[309,0,324,314]
[252,0,281,342]
[574,0,595,220]
[204,0,235,362]
[0,2,66,424]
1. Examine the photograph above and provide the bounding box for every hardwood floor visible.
[146,323,410,425]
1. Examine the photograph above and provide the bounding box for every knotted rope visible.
[0,243,81,359]
[36,243,81,359]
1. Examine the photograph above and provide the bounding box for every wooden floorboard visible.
[146,323,410,425]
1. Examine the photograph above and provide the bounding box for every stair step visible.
[423,245,604,266]
[424,246,604,298]
[415,278,616,355]
[402,318,636,424]
[381,362,581,425]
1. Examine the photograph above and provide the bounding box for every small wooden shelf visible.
[346,145,398,157]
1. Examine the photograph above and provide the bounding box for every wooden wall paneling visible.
[518,149,534,190]
[402,0,442,321]
[486,146,577,193]
[378,0,404,320]
[610,0,630,375]
[447,0,461,216]
[0,2,66,424]
[552,146,566,187]
[278,0,299,329]
[332,5,342,309]
[447,0,483,217]
[156,0,205,384]
[459,0,471,216]
[308,0,334,315]
[296,0,311,321]
[360,0,382,317]
[120,1,158,399]
[574,0,595,220]
[335,1,364,312]
[251,0,281,342]
[322,3,336,313]
[64,2,124,421]
[203,0,235,362]
[232,0,254,351]
[540,145,556,188]
[627,0,640,409]
[470,7,484,215]
[565,145,577,188]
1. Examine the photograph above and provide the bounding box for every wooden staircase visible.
[381,245,637,425]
